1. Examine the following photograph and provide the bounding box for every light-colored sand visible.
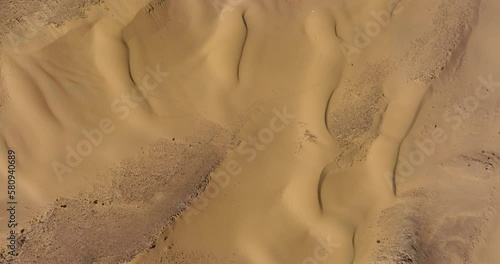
[1,0,500,263]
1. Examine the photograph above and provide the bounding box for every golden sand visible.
[1,0,500,263]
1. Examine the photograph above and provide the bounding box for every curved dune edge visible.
[1,0,500,264]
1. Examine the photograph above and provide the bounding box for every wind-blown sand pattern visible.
[1,0,500,263]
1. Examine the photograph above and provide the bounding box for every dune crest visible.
[1,0,500,263]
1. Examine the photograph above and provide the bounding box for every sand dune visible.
[1,0,500,263]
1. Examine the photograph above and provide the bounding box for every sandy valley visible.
[1,0,500,263]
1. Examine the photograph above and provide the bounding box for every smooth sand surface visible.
[1,0,500,263]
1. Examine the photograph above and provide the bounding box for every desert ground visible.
[0,0,500,263]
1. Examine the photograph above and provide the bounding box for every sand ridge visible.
[1,0,500,263]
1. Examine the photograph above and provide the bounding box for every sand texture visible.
[1,0,500,263]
